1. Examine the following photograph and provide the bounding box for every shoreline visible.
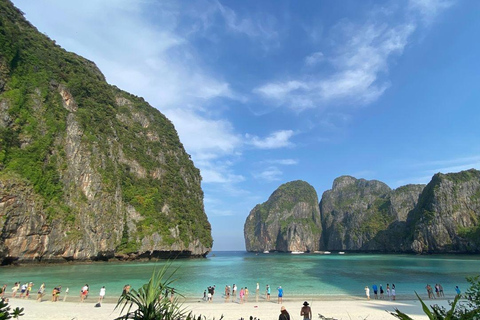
[6,295,456,320]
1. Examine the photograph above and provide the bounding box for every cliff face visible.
[244,180,321,252]
[245,169,480,253]
[0,1,212,264]
[408,170,480,253]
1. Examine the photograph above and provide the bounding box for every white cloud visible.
[409,0,455,24]
[305,51,325,66]
[254,166,283,182]
[265,159,299,165]
[246,130,295,149]
[255,20,415,110]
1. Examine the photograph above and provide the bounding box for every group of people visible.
[223,284,250,303]
[425,283,445,299]
[365,283,396,300]
[203,283,285,304]
[0,282,106,303]
[278,301,312,320]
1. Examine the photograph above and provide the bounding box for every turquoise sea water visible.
[0,252,479,301]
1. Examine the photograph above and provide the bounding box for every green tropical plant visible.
[390,276,480,320]
[114,264,186,320]
[0,298,24,319]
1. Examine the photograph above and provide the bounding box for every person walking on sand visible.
[365,286,370,300]
[266,284,271,301]
[372,284,378,299]
[386,284,391,300]
[36,283,45,302]
[391,284,396,301]
[26,282,33,299]
[80,284,88,302]
[63,287,69,301]
[439,283,444,297]
[256,282,260,302]
[277,286,284,304]
[380,284,384,299]
[300,301,312,320]
[98,286,106,303]
[12,282,19,298]
[279,306,290,320]
[244,286,249,303]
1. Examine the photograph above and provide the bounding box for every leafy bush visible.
[0,298,24,320]
[390,276,480,320]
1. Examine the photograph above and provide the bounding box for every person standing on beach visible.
[98,286,106,303]
[63,287,69,302]
[256,282,260,302]
[279,306,290,320]
[439,284,444,297]
[232,284,237,301]
[372,284,378,299]
[277,286,284,304]
[245,287,249,303]
[12,282,19,298]
[380,284,384,299]
[266,284,271,301]
[1,284,7,298]
[391,284,396,301]
[386,284,391,300]
[300,301,312,320]
[426,284,434,299]
[365,286,370,300]
[455,286,461,297]
[239,287,245,304]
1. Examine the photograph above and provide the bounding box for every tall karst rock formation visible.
[0,1,212,264]
[244,180,322,252]
[244,169,480,253]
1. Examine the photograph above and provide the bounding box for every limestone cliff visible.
[0,1,212,264]
[244,180,321,252]
[245,170,480,254]
[407,169,480,253]
[319,177,425,251]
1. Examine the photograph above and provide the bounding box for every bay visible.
[0,252,478,301]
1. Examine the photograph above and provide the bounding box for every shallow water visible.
[0,251,478,301]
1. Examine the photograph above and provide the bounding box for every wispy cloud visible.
[246,130,295,149]
[264,159,299,165]
[255,19,415,110]
[304,51,325,66]
[408,0,455,25]
[254,166,283,182]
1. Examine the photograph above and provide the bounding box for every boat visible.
[263,250,270,254]
[291,251,304,254]
[339,252,345,255]
[323,251,331,254]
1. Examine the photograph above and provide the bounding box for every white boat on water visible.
[291,251,304,254]
[339,252,345,255]
[263,250,270,254]
[323,251,331,254]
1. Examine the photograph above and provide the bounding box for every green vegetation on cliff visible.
[0,0,212,260]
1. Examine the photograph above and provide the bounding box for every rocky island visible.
[245,169,480,254]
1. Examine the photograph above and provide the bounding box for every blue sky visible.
[12,0,480,251]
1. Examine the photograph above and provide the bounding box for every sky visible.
[11,0,480,251]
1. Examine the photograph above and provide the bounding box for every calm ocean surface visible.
[0,251,479,301]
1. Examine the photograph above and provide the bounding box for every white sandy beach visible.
[7,296,453,320]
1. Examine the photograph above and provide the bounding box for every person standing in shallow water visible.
[279,306,290,320]
[277,286,284,304]
[300,301,312,320]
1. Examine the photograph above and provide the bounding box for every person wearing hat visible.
[279,306,290,320]
[300,301,312,320]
